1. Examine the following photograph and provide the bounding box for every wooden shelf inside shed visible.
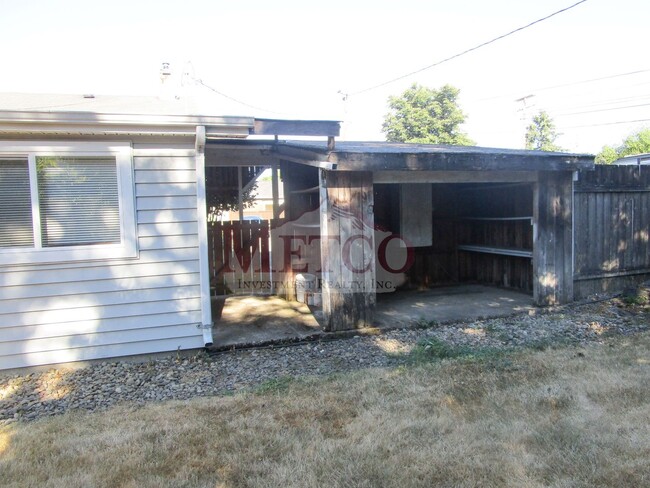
[460,216,533,223]
[457,244,533,258]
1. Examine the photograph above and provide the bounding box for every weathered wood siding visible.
[534,172,574,305]
[574,165,650,298]
[320,170,375,331]
[0,144,204,370]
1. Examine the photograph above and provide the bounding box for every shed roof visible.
[271,140,595,172]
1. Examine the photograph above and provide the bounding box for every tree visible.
[596,128,650,164]
[595,145,619,164]
[525,111,564,151]
[382,83,474,145]
[205,166,258,223]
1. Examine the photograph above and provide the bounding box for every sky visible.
[0,0,648,154]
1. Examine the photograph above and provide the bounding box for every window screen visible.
[0,158,34,248]
[37,157,121,247]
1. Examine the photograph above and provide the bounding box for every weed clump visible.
[620,286,649,307]
[410,337,505,363]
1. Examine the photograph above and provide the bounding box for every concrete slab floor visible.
[211,295,324,349]
[209,285,534,349]
[374,284,534,329]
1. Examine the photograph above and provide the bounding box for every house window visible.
[0,158,34,248]
[37,157,121,247]
[0,142,137,265]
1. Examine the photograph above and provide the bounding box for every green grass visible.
[253,376,296,395]
[408,336,507,363]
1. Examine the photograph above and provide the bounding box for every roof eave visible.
[0,110,255,138]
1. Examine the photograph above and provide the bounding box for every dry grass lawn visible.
[1,332,649,487]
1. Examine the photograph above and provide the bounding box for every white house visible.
[612,153,650,165]
[0,93,339,370]
[1,93,598,371]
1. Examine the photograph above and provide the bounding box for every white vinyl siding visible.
[0,145,204,370]
[0,158,33,247]
[38,157,121,247]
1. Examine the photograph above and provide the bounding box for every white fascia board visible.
[0,110,254,138]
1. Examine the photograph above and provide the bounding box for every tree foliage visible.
[382,83,474,145]
[205,167,258,223]
[596,128,650,164]
[525,111,564,152]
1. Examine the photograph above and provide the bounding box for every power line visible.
[555,102,650,117]
[193,78,284,115]
[473,68,650,103]
[556,94,650,112]
[349,0,590,96]
[531,69,650,94]
[558,118,650,129]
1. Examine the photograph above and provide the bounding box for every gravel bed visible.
[1,296,648,425]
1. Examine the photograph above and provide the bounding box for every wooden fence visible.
[573,165,650,298]
[207,220,273,295]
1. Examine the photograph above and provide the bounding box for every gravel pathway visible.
[1,295,648,425]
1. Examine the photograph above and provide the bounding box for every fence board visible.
[574,166,650,298]
[207,220,272,296]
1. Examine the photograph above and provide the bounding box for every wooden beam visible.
[237,167,244,222]
[575,165,650,192]
[458,245,533,258]
[242,168,263,194]
[274,155,335,170]
[253,118,340,137]
[205,146,278,166]
[574,267,650,281]
[373,170,538,184]
[275,144,336,169]
[327,136,336,151]
[331,151,593,172]
[272,162,280,219]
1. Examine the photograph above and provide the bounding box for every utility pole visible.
[515,94,535,147]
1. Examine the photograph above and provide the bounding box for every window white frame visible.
[0,141,137,265]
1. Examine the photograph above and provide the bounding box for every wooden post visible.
[533,171,574,305]
[237,167,244,222]
[271,162,280,219]
[320,170,376,331]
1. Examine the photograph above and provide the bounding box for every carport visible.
[206,138,593,334]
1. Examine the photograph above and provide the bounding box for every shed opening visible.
[374,182,534,295]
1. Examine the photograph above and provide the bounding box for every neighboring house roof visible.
[613,153,650,165]
[0,92,340,139]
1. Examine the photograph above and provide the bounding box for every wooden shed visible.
[207,140,594,332]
